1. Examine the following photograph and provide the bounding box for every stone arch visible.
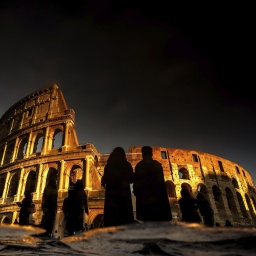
[225,187,240,222]
[212,185,228,222]
[4,140,15,164]
[32,133,44,154]
[88,213,104,229]
[178,167,190,180]
[245,193,256,224]
[69,165,83,185]
[25,170,37,193]
[251,196,256,211]
[0,175,6,198]
[197,183,210,201]
[7,173,19,198]
[181,183,192,193]
[166,180,176,198]
[52,128,63,149]
[1,216,11,224]
[16,137,28,159]
[0,146,4,164]
[46,168,58,186]
[236,192,249,223]
[232,178,239,189]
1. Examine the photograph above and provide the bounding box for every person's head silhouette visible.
[141,146,153,159]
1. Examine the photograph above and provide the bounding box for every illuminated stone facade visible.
[0,85,255,238]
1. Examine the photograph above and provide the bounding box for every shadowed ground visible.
[0,222,256,255]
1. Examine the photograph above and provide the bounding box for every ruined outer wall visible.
[0,85,104,239]
[123,146,256,226]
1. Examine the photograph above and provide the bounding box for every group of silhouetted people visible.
[101,145,218,228]
[101,146,172,227]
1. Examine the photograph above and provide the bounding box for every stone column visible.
[11,137,19,163]
[26,131,33,156]
[58,160,65,191]
[85,157,92,190]
[0,142,7,165]
[35,164,43,200]
[42,127,50,154]
[2,172,11,199]
[16,168,25,202]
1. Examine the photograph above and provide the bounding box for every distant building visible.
[0,85,255,238]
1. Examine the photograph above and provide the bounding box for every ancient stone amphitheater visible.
[0,85,255,238]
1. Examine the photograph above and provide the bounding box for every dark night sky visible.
[1,1,256,182]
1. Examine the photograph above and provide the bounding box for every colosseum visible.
[0,84,256,238]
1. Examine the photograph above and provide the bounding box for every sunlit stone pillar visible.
[2,172,11,199]
[26,131,33,156]
[0,143,7,165]
[16,167,25,202]
[85,157,92,190]
[11,137,19,162]
[58,160,65,191]
[42,126,50,154]
[35,164,43,200]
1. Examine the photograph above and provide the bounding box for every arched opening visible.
[232,178,239,189]
[91,214,104,229]
[25,171,37,193]
[3,141,15,164]
[69,165,83,185]
[181,183,192,193]
[0,176,6,198]
[52,129,63,149]
[225,187,240,222]
[197,183,210,201]
[33,134,44,154]
[46,168,58,187]
[178,167,190,180]
[236,192,249,224]
[16,138,28,159]
[166,180,176,198]
[7,173,19,198]
[2,216,11,224]
[251,196,256,211]
[245,193,256,224]
[212,185,228,222]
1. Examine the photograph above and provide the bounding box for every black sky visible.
[0,1,256,182]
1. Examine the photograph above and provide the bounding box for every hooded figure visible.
[101,147,135,227]
[18,190,32,225]
[133,146,172,222]
[178,189,201,223]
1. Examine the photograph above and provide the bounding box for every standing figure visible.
[62,186,76,236]
[133,146,172,222]
[196,192,215,226]
[73,179,89,232]
[41,175,58,237]
[17,190,32,225]
[178,189,201,223]
[101,147,135,227]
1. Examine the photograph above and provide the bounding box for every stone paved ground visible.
[0,222,256,255]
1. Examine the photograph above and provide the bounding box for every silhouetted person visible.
[178,189,201,224]
[62,185,76,236]
[225,219,233,226]
[41,174,58,237]
[196,192,215,226]
[133,146,172,222]
[17,190,32,225]
[101,147,135,227]
[73,179,89,232]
